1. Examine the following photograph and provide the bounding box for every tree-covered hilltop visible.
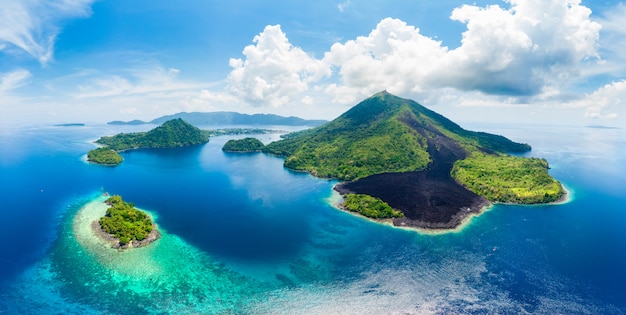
[264,91,530,181]
[452,153,564,203]
[222,138,265,152]
[87,147,123,165]
[96,118,209,151]
[99,195,155,246]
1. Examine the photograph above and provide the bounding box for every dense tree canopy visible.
[99,195,154,246]
[343,194,403,219]
[451,153,564,203]
[222,137,265,152]
[87,147,123,165]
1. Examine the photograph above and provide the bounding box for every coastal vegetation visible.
[343,194,404,219]
[99,195,154,246]
[222,138,265,152]
[451,153,564,203]
[96,118,209,151]
[87,148,123,165]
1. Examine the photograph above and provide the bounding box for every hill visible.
[264,91,563,229]
[108,112,327,127]
[95,118,209,151]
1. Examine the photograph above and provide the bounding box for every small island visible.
[87,147,123,165]
[222,137,265,152]
[95,195,160,248]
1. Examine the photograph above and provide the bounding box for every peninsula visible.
[95,195,160,248]
[264,91,564,230]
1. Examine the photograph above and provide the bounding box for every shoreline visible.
[75,195,161,249]
[91,220,161,249]
[327,181,571,235]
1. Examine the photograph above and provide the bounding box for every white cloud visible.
[338,0,351,13]
[437,0,601,96]
[0,0,93,65]
[72,66,207,98]
[322,0,601,104]
[323,18,448,104]
[0,69,31,94]
[227,25,331,108]
[568,80,625,119]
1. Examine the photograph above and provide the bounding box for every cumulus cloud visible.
[570,80,624,119]
[226,0,601,110]
[322,0,601,103]
[0,0,93,65]
[437,0,601,95]
[0,69,31,94]
[227,24,331,108]
[323,18,448,104]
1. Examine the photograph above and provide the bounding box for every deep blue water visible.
[0,123,625,313]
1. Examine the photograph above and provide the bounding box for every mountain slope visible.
[264,90,529,181]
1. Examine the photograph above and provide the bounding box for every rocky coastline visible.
[91,220,160,249]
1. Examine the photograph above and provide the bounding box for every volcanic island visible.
[260,91,565,231]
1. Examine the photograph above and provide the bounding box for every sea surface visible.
[0,123,624,314]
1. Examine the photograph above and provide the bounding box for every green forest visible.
[99,195,154,246]
[451,153,564,203]
[222,137,265,152]
[343,194,403,219]
[87,147,123,165]
[96,118,209,151]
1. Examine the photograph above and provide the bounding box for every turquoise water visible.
[0,123,625,313]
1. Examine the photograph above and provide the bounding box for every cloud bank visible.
[226,0,602,112]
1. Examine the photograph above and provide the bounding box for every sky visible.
[0,0,625,127]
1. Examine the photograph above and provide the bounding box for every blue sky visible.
[1,0,625,126]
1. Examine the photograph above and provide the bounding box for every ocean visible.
[0,123,624,314]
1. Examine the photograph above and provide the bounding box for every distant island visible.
[222,138,265,152]
[95,195,160,248]
[108,111,327,127]
[264,91,564,230]
[54,123,85,127]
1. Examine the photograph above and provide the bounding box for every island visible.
[95,195,160,248]
[96,118,210,151]
[87,118,210,165]
[263,91,565,230]
[222,137,265,152]
[87,147,123,165]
